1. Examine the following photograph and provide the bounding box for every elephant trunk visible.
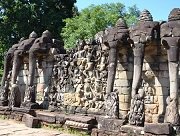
[106,41,118,94]
[131,43,145,97]
[164,44,180,125]
[168,61,179,99]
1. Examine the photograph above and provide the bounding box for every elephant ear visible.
[161,39,170,49]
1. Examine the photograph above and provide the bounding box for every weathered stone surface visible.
[118,71,133,79]
[24,114,39,128]
[97,117,126,132]
[12,107,35,115]
[119,102,130,111]
[56,114,66,124]
[159,63,169,70]
[121,125,144,135]
[36,111,56,123]
[66,115,96,124]
[144,123,172,135]
[65,120,92,130]
[119,87,131,95]
[155,86,169,96]
[145,63,159,71]
[154,77,169,87]
[119,94,131,103]
[114,79,131,87]
[105,92,119,118]
[0,106,11,111]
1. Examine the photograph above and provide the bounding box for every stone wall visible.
[48,42,109,115]
[16,54,54,106]
[0,7,180,135]
[13,38,177,124]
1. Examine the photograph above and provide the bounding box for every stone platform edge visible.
[0,106,176,136]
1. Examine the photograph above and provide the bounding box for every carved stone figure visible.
[161,8,180,125]
[0,38,24,105]
[129,10,160,126]
[100,18,129,118]
[11,32,37,85]
[1,37,25,87]
[105,92,119,118]
[22,30,53,108]
[105,18,129,94]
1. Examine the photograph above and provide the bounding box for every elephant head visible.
[161,8,180,125]
[128,10,160,126]
[105,18,129,94]
[129,9,160,98]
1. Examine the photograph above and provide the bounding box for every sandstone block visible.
[119,110,128,116]
[36,83,46,92]
[119,102,130,111]
[119,55,128,63]
[144,56,155,63]
[158,70,169,78]
[145,63,159,71]
[97,117,126,132]
[158,95,168,114]
[17,76,27,85]
[118,71,133,80]
[159,63,168,70]
[117,63,128,71]
[66,115,96,124]
[119,87,131,95]
[145,104,159,114]
[154,77,169,87]
[121,125,144,135]
[114,79,131,87]
[56,114,66,124]
[36,111,56,123]
[127,63,133,71]
[144,123,172,135]
[24,114,39,128]
[155,86,169,96]
[145,46,158,56]
[157,55,168,62]
[152,114,164,123]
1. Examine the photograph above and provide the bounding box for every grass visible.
[42,123,90,136]
[0,115,9,120]
[0,114,90,136]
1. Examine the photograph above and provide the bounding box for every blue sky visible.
[76,0,180,21]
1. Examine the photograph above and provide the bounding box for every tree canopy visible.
[61,3,140,49]
[0,0,77,47]
[0,0,77,70]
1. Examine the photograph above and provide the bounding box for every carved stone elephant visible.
[161,8,180,125]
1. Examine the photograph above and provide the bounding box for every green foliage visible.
[42,123,90,136]
[0,41,6,72]
[0,0,77,71]
[0,0,77,48]
[61,3,140,49]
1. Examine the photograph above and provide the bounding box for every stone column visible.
[105,19,129,118]
[161,8,180,124]
[129,9,160,126]
[106,41,118,94]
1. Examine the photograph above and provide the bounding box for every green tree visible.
[0,0,77,48]
[61,3,140,49]
[0,0,77,70]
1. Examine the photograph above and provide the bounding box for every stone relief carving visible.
[128,9,160,126]
[161,8,180,125]
[49,36,109,114]
[0,38,25,106]
[0,8,179,131]
[104,18,129,118]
